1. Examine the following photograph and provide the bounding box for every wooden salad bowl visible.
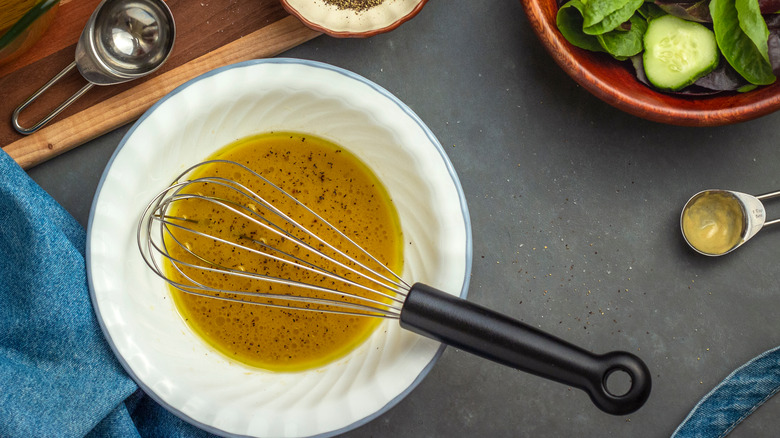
[520,0,780,126]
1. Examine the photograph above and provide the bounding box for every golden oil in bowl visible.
[162,132,404,372]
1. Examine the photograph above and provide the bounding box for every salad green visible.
[555,0,780,93]
[585,0,645,34]
[711,0,776,84]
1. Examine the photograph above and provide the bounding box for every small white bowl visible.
[87,59,471,437]
[281,0,428,37]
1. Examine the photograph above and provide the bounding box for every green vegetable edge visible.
[710,0,775,85]
[597,14,647,59]
[735,0,770,64]
[584,0,645,35]
[581,0,632,28]
[557,0,645,58]
[557,0,609,53]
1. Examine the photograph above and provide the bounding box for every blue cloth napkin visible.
[0,149,212,437]
[672,345,780,437]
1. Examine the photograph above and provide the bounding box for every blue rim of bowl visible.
[86,57,473,438]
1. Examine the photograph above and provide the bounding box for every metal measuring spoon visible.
[680,189,780,256]
[12,0,175,135]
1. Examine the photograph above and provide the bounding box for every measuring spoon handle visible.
[399,283,651,415]
[12,61,94,135]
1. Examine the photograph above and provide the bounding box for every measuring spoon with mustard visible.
[680,189,780,256]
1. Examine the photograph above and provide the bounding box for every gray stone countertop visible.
[24,1,780,436]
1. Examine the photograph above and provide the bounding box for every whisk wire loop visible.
[187,160,408,287]
[137,159,408,318]
[157,186,407,303]
[165,166,408,294]
[154,212,406,315]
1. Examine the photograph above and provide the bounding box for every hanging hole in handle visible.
[588,351,651,415]
[604,367,633,397]
[12,61,94,135]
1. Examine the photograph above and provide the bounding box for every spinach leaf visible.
[766,15,780,74]
[735,0,770,64]
[710,0,776,84]
[759,0,780,13]
[654,0,712,22]
[597,14,648,58]
[557,0,608,52]
[558,0,648,58]
[585,0,645,34]
[766,12,780,29]
[639,2,669,20]
[695,60,751,90]
[581,0,632,28]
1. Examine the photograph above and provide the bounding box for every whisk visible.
[138,160,651,416]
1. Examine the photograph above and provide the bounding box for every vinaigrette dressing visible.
[163,132,404,372]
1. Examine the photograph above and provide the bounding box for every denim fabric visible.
[0,150,212,437]
[672,346,780,437]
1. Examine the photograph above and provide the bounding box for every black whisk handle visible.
[399,283,651,415]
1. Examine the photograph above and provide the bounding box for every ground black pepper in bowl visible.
[281,0,428,38]
[323,0,385,12]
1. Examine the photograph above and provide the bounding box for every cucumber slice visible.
[643,15,720,91]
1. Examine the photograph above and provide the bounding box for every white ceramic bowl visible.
[87,59,472,437]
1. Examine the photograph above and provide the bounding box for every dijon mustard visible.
[681,191,745,255]
[163,132,404,372]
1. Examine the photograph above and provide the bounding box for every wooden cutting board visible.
[0,0,320,169]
